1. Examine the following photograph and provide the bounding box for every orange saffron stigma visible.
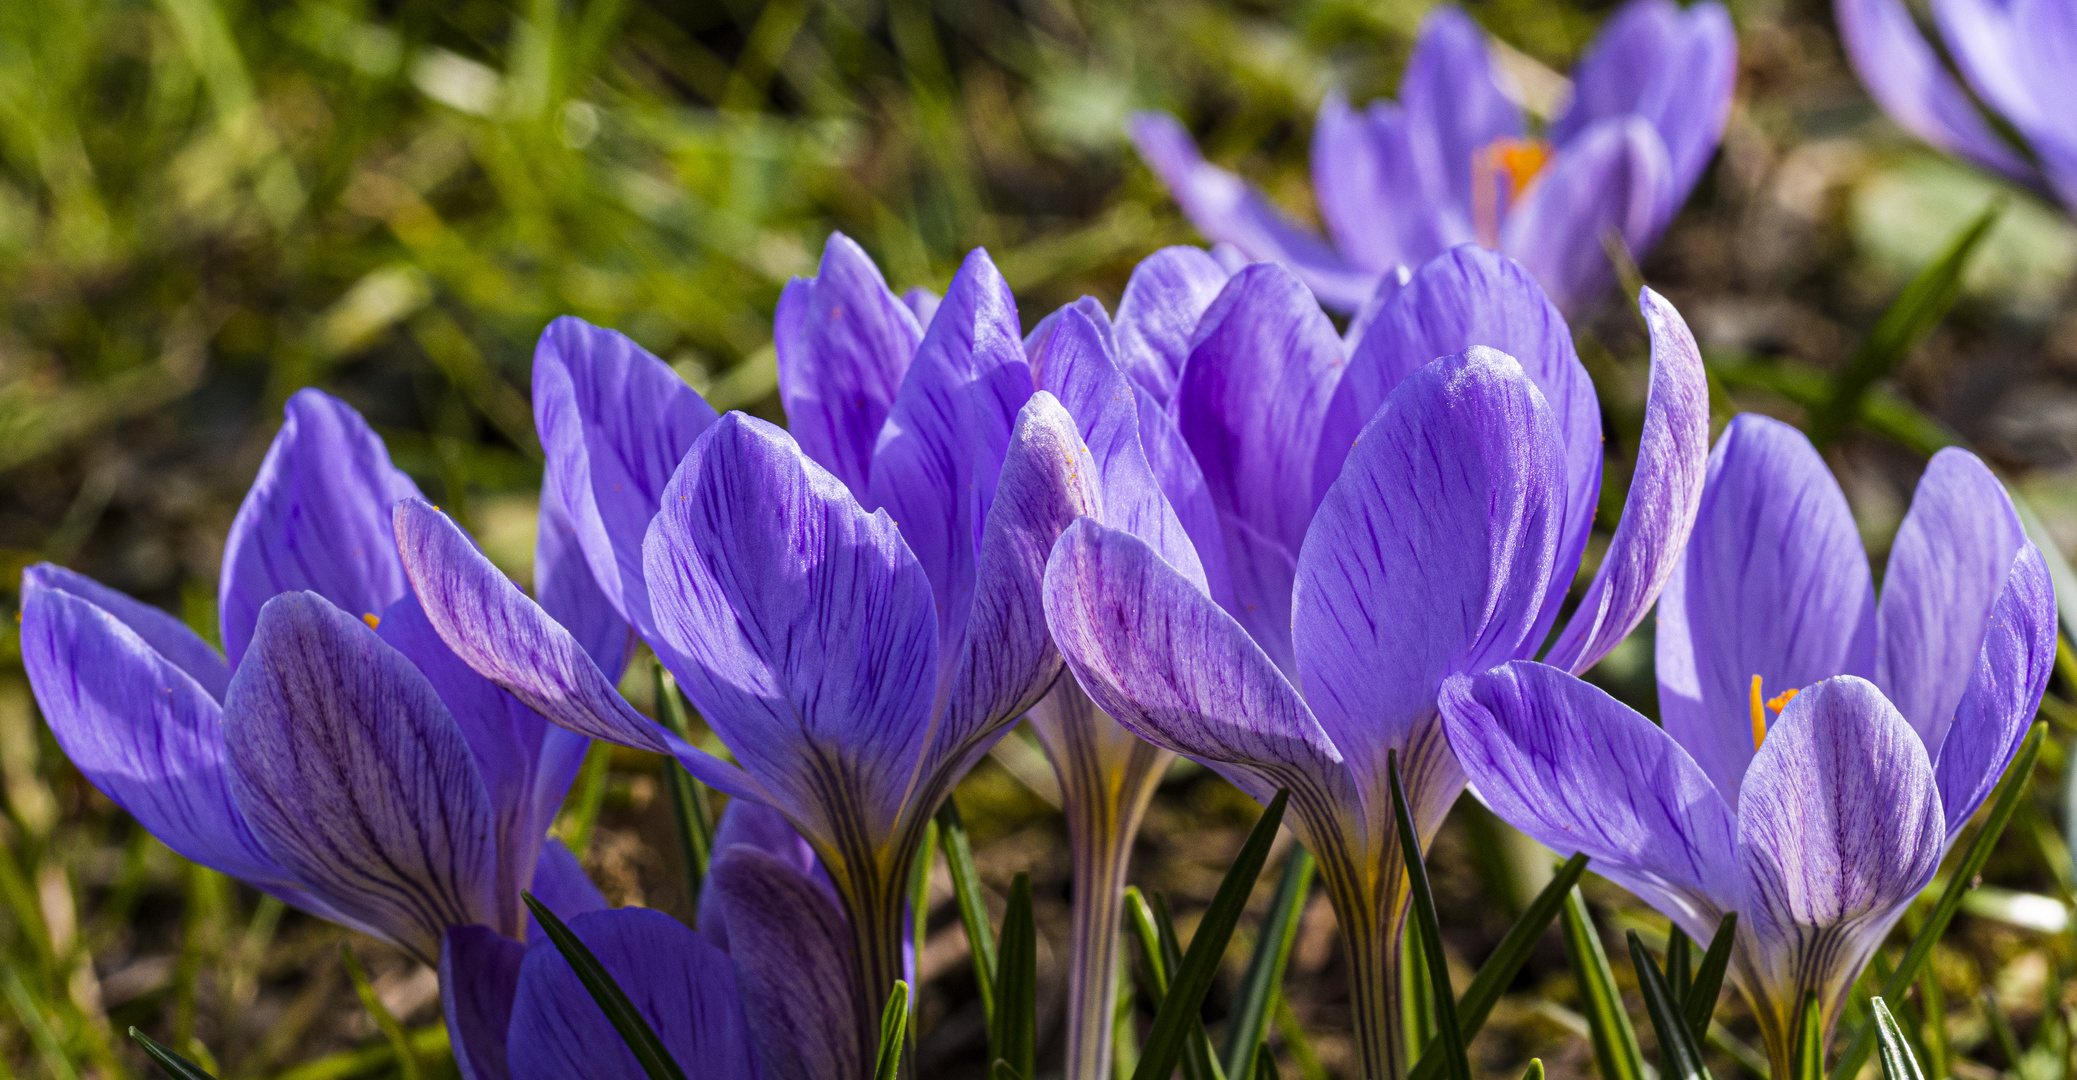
[1492,138,1552,196]
[362,613,381,630]
[1766,687,1799,715]
[1748,675,1768,751]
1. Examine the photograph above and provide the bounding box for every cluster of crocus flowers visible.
[1131,0,1736,314]
[1835,0,2077,211]
[1439,421,2056,1075]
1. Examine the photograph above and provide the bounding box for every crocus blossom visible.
[1042,248,1711,1080]
[1835,0,2077,210]
[394,243,1198,1075]
[19,390,605,979]
[1130,0,1736,314]
[1438,419,2056,1074]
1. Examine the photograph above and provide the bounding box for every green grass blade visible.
[1389,752,1471,1080]
[909,817,938,1019]
[342,945,421,1080]
[522,892,690,1080]
[1808,200,2002,446]
[1523,1060,1547,1080]
[654,662,715,915]
[1561,886,1646,1080]
[1257,1044,1282,1080]
[1981,988,2024,1071]
[991,1061,1025,1080]
[1831,722,2047,1080]
[1130,790,1290,1080]
[875,981,911,1080]
[129,1029,219,1080]
[1274,995,1331,1080]
[1684,912,1738,1041]
[1626,931,1712,1080]
[1665,926,1692,1006]
[1125,887,1167,994]
[1150,891,1227,1080]
[936,797,998,1023]
[1872,998,1927,1080]
[1793,991,1823,1080]
[1224,847,1316,1080]
[991,872,1038,1080]
[561,741,614,853]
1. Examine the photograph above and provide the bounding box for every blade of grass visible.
[129,1028,218,1080]
[1913,942,1949,1078]
[991,872,1037,1080]
[1981,988,2023,1072]
[1626,931,1712,1080]
[1664,927,1692,1006]
[2,964,79,1080]
[909,817,938,1020]
[1257,1045,1282,1080]
[936,797,998,1023]
[1872,999,1927,1080]
[560,741,614,853]
[522,892,690,1080]
[1129,789,1290,1080]
[342,945,421,1080]
[1561,886,1646,1080]
[1524,1060,1547,1080]
[654,662,714,915]
[1274,995,1330,1080]
[875,981,911,1080]
[1114,950,1141,1080]
[1224,847,1316,1080]
[1793,992,1823,1080]
[1390,752,1471,1080]
[1150,891,1226,1080]
[1684,912,1738,1041]
[1831,722,2047,1080]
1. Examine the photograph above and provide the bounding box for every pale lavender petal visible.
[1128,112,1381,311]
[1834,0,2041,187]
[1294,348,1566,807]
[903,286,941,328]
[1543,288,1712,674]
[1401,7,1525,214]
[1113,246,1230,403]
[1656,414,1877,804]
[536,479,632,680]
[223,592,501,959]
[775,233,925,501]
[441,926,526,1080]
[1313,95,1454,274]
[1932,0,2050,135]
[1340,266,1411,357]
[712,845,863,1080]
[534,316,719,648]
[1135,388,1235,613]
[1440,663,1739,939]
[509,908,759,1080]
[645,413,939,846]
[24,564,228,699]
[1175,263,1345,670]
[1733,676,1945,1049]
[393,499,766,803]
[698,798,825,953]
[1552,0,1738,212]
[1501,116,1672,315]
[1934,543,2056,839]
[219,388,423,668]
[1876,448,2028,751]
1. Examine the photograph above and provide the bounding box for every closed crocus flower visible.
[1835,0,2077,211]
[1131,0,1736,315]
[394,244,1198,1077]
[1042,253,1712,1080]
[19,391,605,1027]
[1438,418,2057,1075]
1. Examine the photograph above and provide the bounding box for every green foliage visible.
[1390,752,1470,1080]
[990,872,1038,1080]
[874,981,911,1080]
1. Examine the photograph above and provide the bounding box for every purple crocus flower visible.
[1438,419,2056,1075]
[19,389,606,980]
[1835,0,2077,211]
[1041,247,1712,1080]
[1130,0,1736,314]
[393,244,1195,1075]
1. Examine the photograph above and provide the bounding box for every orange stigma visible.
[1748,675,1768,751]
[1766,687,1799,715]
[1471,137,1553,248]
[362,613,381,630]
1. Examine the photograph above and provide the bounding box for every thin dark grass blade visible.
[991,872,1037,1080]
[909,817,938,1017]
[1627,931,1712,1080]
[1793,991,1823,1080]
[654,663,714,915]
[1872,998,1927,1080]
[1665,926,1692,1005]
[1389,752,1470,1080]
[129,1029,218,1080]
[874,981,911,1080]
[1224,847,1315,1080]
[522,892,690,1080]
[343,945,420,1080]
[1561,887,1646,1080]
[937,798,998,1023]
[992,1061,1025,1080]
[1684,912,1738,1041]
[1256,1044,1283,1080]
[1981,988,2023,1071]
[1151,891,1227,1080]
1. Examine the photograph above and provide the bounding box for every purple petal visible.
[1312,95,1457,275]
[1128,112,1381,311]
[711,845,863,1080]
[25,564,228,698]
[1543,288,1712,674]
[534,316,719,650]
[536,475,632,680]
[1876,449,2028,750]
[645,413,939,847]
[698,798,826,953]
[1175,263,1346,671]
[1400,7,1525,215]
[1551,0,1738,212]
[223,592,501,959]
[19,571,279,884]
[1834,0,2041,187]
[903,286,941,328]
[525,838,608,941]
[1500,116,1672,315]
[1733,676,1945,1049]
[1113,246,1231,403]
[1294,348,1567,809]
[441,926,527,1080]
[1439,663,1738,939]
[1656,414,1877,805]
[1933,543,2056,839]
[1135,387,1235,613]
[508,908,759,1080]
[775,233,925,501]
[1340,266,1412,357]
[392,500,766,802]
[219,388,423,669]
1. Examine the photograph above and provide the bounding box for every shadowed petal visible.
[1544,288,1712,674]
[442,926,527,1080]
[712,846,862,1080]
[1400,7,1525,214]
[1135,388,1235,613]
[698,799,826,954]
[1552,0,1738,212]
[1176,263,1346,670]
[393,500,765,802]
[1294,348,1566,808]
[25,564,228,699]
[223,592,500,960]
[646,413,939,846]
[1934,543,2056,839]
[1657,414,1876,804]
[1501,117,1671,316]
[536,478,632,680]
[1440,663,1738,939]
[1834,0,2041,187]
[1113,246,1230,403]
[219,388,424,668]
[525,838,607,943]
[509,908,759,1080]
[776,233,925,500]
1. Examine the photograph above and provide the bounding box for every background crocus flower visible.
[19,390,604,980]
[1043,267,1711,1080]
[1835,0,2077,211]
[1130,0,1736,314]
[1438,418,2057,1074]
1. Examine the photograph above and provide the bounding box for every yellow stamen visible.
[1749,675,1768,751]
[1471,137,1554,248]
[1767,687,1799,715]
[362,613,381,630]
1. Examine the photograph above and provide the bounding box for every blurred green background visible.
[7,0,2077,1076]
